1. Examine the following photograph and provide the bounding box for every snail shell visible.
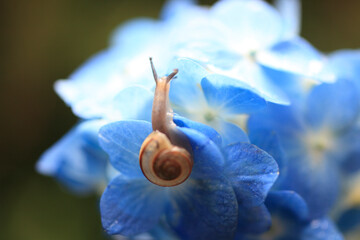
[139,131,193,187]
[139,58,193,187]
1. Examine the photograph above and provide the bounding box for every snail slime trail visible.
[139,58,193,187]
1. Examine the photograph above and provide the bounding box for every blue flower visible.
[238,190,343,240]
[168,57,267,146]
[36,120,109,194]
[248,79,360,219]
[169,0,333,104]
[98,117,278,238]
[54,0,325,119]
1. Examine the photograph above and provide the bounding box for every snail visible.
[139,58,193,187]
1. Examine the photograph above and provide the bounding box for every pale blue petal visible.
[167,177,238,240]
[238,64,291,105]
[36,120,108,194]
[98,121,152,178]
[248,103,306,154]
[100,175,167,236]
[216,120,249,146]
[69,49,118,81]
[301,218,344,240]
[249,104,341,218]
[275,0,301,39]
[211,0,283,52]
[54,50,118,119]
[261,64,309,104]
[54,48,155,119]
[224,143,279,207]
[279,154,340,219]
[207,59,290,105]
[304,81,360,132]
[160,0,196,20]
[168,58,209,111]
[107,86,153,122]
[162,0,228,61]
[177,127,225,178]
[173,115,222,147]
[110,18,160,52]
[257,38,335,82]
[201,74,267,114]
[326,49,360,82]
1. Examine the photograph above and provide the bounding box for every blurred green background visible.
[1,0,359,239]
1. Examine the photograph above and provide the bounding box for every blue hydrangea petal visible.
[54,49,155,119]
[173,115,222,147]
[279,154,340,219]
[326,49,360,82]
[160,0,196,20]
[206,55,291,106]
[248,103,306,152]
[239,63,291,106]
[301,218,344,240]
[54,51,119,119]
[211,0,283,52]
[275,0,301,39]
[167,177,238,240]
[169,58,209,111]
[224,143,279,207]
[215,120,249,146]
[265,190,309,221]
[100,175,167,236]
[257,38,335,82]
[107,86,153,121]
[36,120,108,194]
[249,104,340,218]
[249,128,285,171]
[177,127,225,178]
[98,120,152,178]
[201,74,267,114]
[304,80,360,132]
[110,18,159,51]
[237,204,271,234]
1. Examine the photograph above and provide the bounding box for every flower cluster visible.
[38,0,360,239]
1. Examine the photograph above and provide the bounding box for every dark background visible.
[1,0,359,239]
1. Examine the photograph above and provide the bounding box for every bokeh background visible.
[1,0,359,239]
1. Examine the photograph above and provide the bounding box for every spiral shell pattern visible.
[139,131,193,187]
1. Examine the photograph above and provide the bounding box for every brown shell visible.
[139,131,193,187]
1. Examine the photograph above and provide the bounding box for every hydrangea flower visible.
[54,0,333,121]
[36,85,155,195]
[238,191,343,240]
[169,0,334,103]
[248,79,360,219]
[36,120,109,194]
[167,57,267,145]
[98,117,279,239]
[36,0,360,238]
[320,49,360,239]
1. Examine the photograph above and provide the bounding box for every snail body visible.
[139,58,193,187]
